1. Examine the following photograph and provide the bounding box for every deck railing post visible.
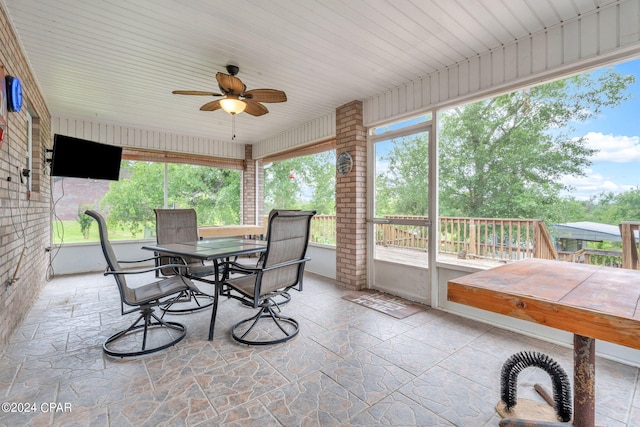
[469,219,476,257]
[620,222,640,270]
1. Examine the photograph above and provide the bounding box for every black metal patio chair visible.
[86,210,190,357]
[219,210,316,345]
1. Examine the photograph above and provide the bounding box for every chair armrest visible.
[224,261,261,275]
[118,255,181,265]
[224,257,310,275]
[262,257,310,272]
[104,262,191,276]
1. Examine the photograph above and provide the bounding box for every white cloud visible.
[561,168,636,200]
[582,132,640,162]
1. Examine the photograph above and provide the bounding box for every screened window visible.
[437,58,639,267]
[263,149,336,245]
[53,160,241,244]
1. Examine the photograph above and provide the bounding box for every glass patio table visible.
[142,237,267,340]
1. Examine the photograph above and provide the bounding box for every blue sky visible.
[562,58,640,201]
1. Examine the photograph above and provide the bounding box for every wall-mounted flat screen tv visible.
[51,134,122,181]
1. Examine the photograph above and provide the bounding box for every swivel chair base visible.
[103,307,187,357]
[231,303,299,346]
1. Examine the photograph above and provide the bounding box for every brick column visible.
[243,145,263,225]
[335,101,367,290]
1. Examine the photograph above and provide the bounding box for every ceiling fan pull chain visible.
[232,115,236,140]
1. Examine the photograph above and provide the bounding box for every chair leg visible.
[231,299,299,346]
[103,307,186,357]
[161,288,215,314]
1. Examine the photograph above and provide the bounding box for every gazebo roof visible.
[549,221,623,242]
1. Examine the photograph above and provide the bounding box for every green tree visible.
[102,161,164,236]
[304,151,336,214]
[102,161,240,237]
[76,204,94,238]
[264,159,304,210]
[437,68,634,220]
[592,188,640,224]
[264,151,335,214]
[378,133,429,216]
[167,163,240,225]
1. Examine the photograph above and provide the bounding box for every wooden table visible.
[142,237,267,340]
[448,258,640,426]
[198,225,264,238]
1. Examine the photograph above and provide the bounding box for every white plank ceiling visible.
[3,0,621,144]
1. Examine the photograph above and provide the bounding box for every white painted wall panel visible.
[363,2,640,127]
[438,70,449,101]
[581,13,599,58]
[600,5,620,53]
[532,33,547,73]
[458,62,469,96]
[468,56,481,93]
[253,111,336,159]
[52,117,245,159]
[492,48,505,86]
[504,43,519,82]
[448,65,459,99]
[421,76,431,107]
[620,0,640,45]
[547,26,563,69]
[517,38,532,78]
[480,53,492,89]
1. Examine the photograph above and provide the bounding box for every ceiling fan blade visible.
[200,100,223,111]
[243,99,269,116]
[244,89,287,103]
[172,90,222,96]
[216,72,245,95]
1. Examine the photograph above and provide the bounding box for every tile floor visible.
[1,270,640,426]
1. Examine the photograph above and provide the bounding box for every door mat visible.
[341,290,426,319]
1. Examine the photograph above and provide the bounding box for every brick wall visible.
[243,145,264,226]
[53,178,110,220]
[0,4,53,348]
[335,100,367,290]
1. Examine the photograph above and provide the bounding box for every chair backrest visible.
[154,208,200,273]
[85,210,136,305]
[258,210,316,295]
[155,208,199,244]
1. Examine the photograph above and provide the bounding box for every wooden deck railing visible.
[376,215,428,251]
[557,249,623,268]
[620,221,640,269]
[370,216,557,262]
[438,217,557,261]
[310,214,337,245]
[309,214,640,269]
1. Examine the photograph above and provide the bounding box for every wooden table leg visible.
[573,334,595,427]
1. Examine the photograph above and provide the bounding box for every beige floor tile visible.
[0,271,638,426]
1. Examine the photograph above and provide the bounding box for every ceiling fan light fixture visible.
[220,97,246,114]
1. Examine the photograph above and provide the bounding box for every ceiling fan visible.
[172,65,287,116]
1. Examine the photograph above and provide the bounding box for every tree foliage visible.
[376,133,429,216]
[101,161,240,237]
[590,189,640,224]
[433,69,635,220]
[264,151,335,214]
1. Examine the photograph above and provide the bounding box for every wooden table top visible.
[447,258,640,350]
